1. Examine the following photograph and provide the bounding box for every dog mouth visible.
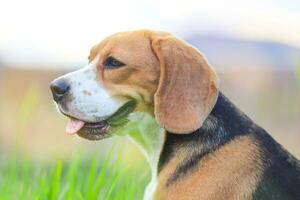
[62,100,137,141]
[66,117,111,140]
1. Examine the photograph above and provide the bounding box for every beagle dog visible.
[50,30,300,200]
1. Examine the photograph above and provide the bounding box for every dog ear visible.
[150,35,219,134]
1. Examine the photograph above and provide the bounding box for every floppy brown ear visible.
[151,35,219,134]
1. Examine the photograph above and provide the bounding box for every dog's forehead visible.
[92,31,151,55]
[90,30,171,57]
[89,30,160,66]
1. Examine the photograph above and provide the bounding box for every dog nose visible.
[50,79,70,102]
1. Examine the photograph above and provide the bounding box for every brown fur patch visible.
[155,135,264,200]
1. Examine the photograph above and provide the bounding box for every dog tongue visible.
[66,118,85,135]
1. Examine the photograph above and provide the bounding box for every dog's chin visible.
[59,109,113,141]
[76,121,112,141]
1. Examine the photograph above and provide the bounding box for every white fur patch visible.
[54,56,124,122]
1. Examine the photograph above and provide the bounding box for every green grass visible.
[0,146,149,200]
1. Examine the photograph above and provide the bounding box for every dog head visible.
[50,30,219,140]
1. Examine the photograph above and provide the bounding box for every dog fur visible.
[51,30,300,200]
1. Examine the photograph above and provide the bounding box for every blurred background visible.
[0,0,299,199]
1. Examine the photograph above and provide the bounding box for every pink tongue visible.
[66,118,85,135]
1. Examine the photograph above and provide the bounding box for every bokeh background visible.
[0,0,299,199]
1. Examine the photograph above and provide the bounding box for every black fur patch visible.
[253,132,300,199]
[157,92,300,199]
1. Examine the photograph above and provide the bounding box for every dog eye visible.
[103,56,125,69]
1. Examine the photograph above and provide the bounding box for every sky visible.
[0,0,299,68]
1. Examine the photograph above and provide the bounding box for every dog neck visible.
[126,115,165,200]
[128,92,255,199]
[157,92,257,185]
[127,121,165,175]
